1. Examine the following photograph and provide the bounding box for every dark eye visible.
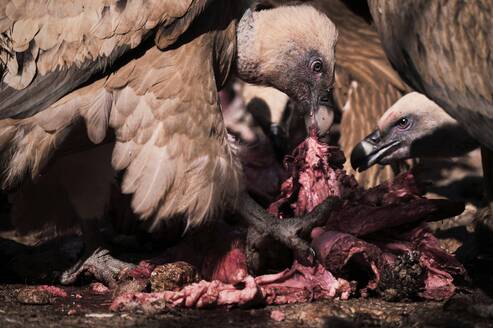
[396,117,411,129]
[310,59,323,73]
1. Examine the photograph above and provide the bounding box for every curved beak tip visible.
[350,132,401,172]
[350,142,369,171]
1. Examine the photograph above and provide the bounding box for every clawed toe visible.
[60,247,135,288]
[241,193,340,273]
[272,218,317,264]
[246,217,317,273]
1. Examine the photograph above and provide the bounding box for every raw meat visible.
[111,135,465,312]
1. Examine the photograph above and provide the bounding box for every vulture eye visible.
[396,117,411,129]
[310,59,323,73]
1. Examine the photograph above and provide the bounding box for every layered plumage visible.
[0,0,206,118]
[368,0,493,151]
[1,0,243,232]
[0,1,339,242]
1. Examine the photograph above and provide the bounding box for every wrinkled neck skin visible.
[236,8,260,84]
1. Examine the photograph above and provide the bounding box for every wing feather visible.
[106,28,242,229]
[0,0,209,120]
[80,88,113,144]
[0,0,240,229]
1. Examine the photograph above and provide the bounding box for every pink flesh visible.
[110,135,465,311]
[37,285,68,298]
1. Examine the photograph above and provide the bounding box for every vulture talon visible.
[60,247,135,288]
[245,222,314,274]
[245,227,265,274]
[240,193,340,273]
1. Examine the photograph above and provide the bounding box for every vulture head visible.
[236,4,338,134]
[351,92,478,171]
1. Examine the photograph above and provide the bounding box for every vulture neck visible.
[236,9,260,84]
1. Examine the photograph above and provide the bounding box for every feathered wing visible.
[1,0,241,229]
[106,26,242,230]
[0,0,209,119]
[317,0,409,187]
[0,0,213,187]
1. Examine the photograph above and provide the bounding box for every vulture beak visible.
[350,129,401,171]
[305,90,334,137]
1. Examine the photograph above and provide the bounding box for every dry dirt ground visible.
[0,283,493,328]
[1,151,493,328]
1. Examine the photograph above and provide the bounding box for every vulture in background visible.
[315,0,409,188]
[367,1,493,237]
[222,0,411,188]
[351,92,478,170]
[0,0,340,285]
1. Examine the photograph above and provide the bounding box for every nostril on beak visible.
[368,129,382,144]
[318,90,334,107]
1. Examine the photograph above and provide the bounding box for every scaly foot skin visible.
[60,247,136,288]
[240,193,340,273]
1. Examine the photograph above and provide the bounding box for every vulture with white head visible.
[0,0,339,284]
[367,0,493,236]
[232,0,412,188]
[350,92,478,170]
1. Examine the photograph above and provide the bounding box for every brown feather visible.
[369,0,493,150]
[0,0,201,119]
[106,21,243,229]
[80,88,113,144]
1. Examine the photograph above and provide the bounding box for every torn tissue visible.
[112,134,465,311]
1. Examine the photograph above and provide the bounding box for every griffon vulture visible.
[228,0,411,188]
[0,0,339,284]
[367,0,493,236]
[350,92,478,170]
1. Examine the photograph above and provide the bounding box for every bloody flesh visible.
[112,134,465,311]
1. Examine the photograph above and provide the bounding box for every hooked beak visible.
[350,129,401,171]
[304,90,334,137]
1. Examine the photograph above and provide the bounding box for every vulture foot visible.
[60,247,135,288]
[240,193,340,273]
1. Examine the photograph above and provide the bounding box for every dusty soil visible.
[0,283,492,328]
